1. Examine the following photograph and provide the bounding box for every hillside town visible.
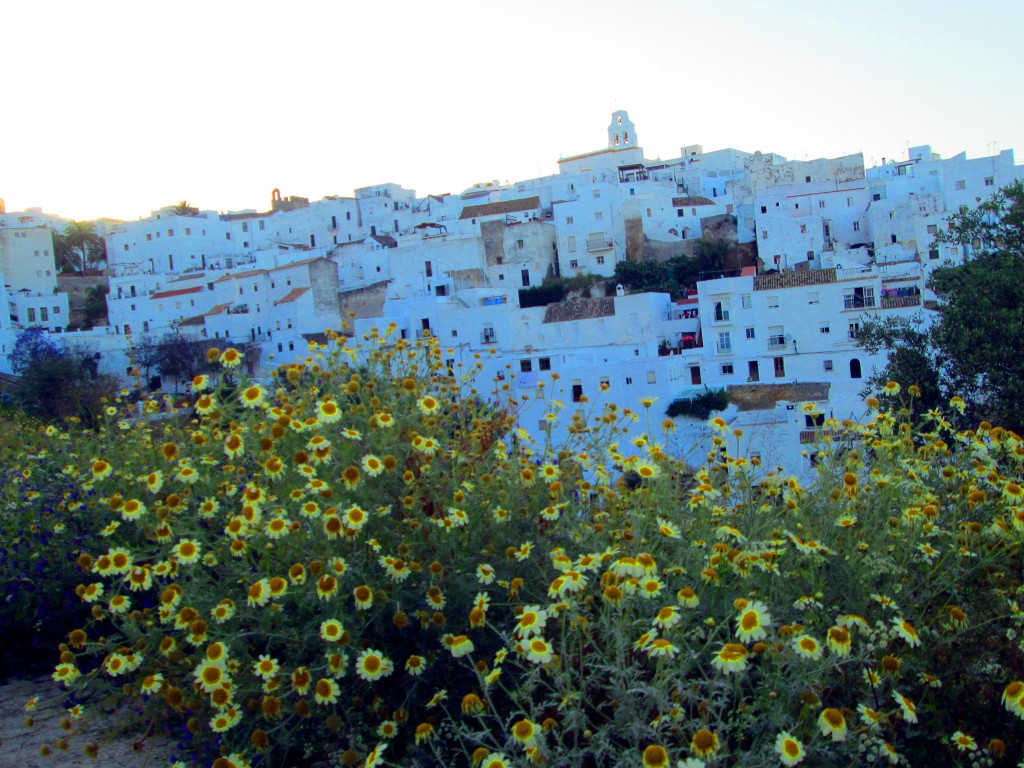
[2,111,1022,475]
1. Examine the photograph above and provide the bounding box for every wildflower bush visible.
[9,330,1024,767]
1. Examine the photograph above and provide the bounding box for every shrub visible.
[9,335,1024,767]
[665,386,731,420]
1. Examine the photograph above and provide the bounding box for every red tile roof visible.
[274,287,309,305]
[214,268,268,283]
[459,196,541,221]
[150,286,203,300]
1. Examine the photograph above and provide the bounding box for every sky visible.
[3,0,1022,221]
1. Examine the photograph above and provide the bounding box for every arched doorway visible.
[850,358,862,379]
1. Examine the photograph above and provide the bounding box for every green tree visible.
[170,200,199,216]
[60,221,105,275]
[8,329,116,424]
[82,284,108,329]
[859,181,1024,430]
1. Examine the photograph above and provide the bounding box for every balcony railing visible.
[481,330,497,345]
[768,335,786,349]
[843,296,876,310]
[715,341,732,355]
[713,309,731,322]
[586,237,613,252]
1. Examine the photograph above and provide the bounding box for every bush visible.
[665,387,731,420]
[8,335,1024,767]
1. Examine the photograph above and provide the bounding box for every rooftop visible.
[754,268,837,291]
[459,196,541,221]
[542,297,616,324]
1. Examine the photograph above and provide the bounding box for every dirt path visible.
[0,678,178,767]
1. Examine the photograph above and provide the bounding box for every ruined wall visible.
[338,281,389,320]
[624,217,645,262]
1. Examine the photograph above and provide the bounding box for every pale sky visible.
[3,0,1022,221]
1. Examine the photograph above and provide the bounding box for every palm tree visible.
[62,221,105,275]
[171,200,199,217]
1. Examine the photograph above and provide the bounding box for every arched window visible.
[613,133,619,146]
[850,358,862,379]
[623,131,630,144]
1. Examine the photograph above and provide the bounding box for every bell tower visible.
[608,110,637,149]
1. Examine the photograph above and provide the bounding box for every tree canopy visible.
[54,221,106,274]
[859,181,1024,431]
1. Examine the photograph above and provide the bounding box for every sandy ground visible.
[0,677,177,768]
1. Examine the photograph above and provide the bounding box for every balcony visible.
[768,335,787,349]
[843,296,876,310]
[713,308,731,323]
[715,341,732,355]
[881,294,921,309]
[481,330,497,345]
[586,237,613,252]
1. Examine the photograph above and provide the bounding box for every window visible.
[146,234,152,241]
[451,329,458,338]
[741,294,752,309]
[721,363,734,375]
[567,236,576,253]
[520,359,532,373]
[425,261,433,278]
[928,248,940,259]
[985,176,995,187]
[595,212,603,220]
[592,189,600,198]
[843,286,875,309]
[167,229,174,237]
[572,381,583,402]
[745,327,755,340]
[646,371,656,384]
[596,255,605,264]
[873,193,881,201]
[760,206,767,213]
[848,322,861,340]
[625,376,633,385]
[853,221,861,232]
[678,209,685,217]
[646,208,652,217]
[891,234,897,243]
[847,196,854,207]
[259,220,266,230]
[629,189,635,196]
[823,360,834,372]
[516,239,524,250]
[242,222,249,233]
[53,306,60,314]
[599,376,610,388]
[225,233,231,240]
[566,216,574,225]
[717,332,731,353]
[955,180,966,190]
[521,269,530,287]
[819,322,830,334]
[805,176,812,183]
[538,357,551,371]
[773,357,786,378]
[768,296,779,309]
[27,308,36,322]
[927,224,937,235]
[808,292,819,305]
[713,301,730,322]
[800,224,807,234]
[805,413,825,428]
[40,308,48,321]
[569,260,578,268]
[761,230,769,240]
